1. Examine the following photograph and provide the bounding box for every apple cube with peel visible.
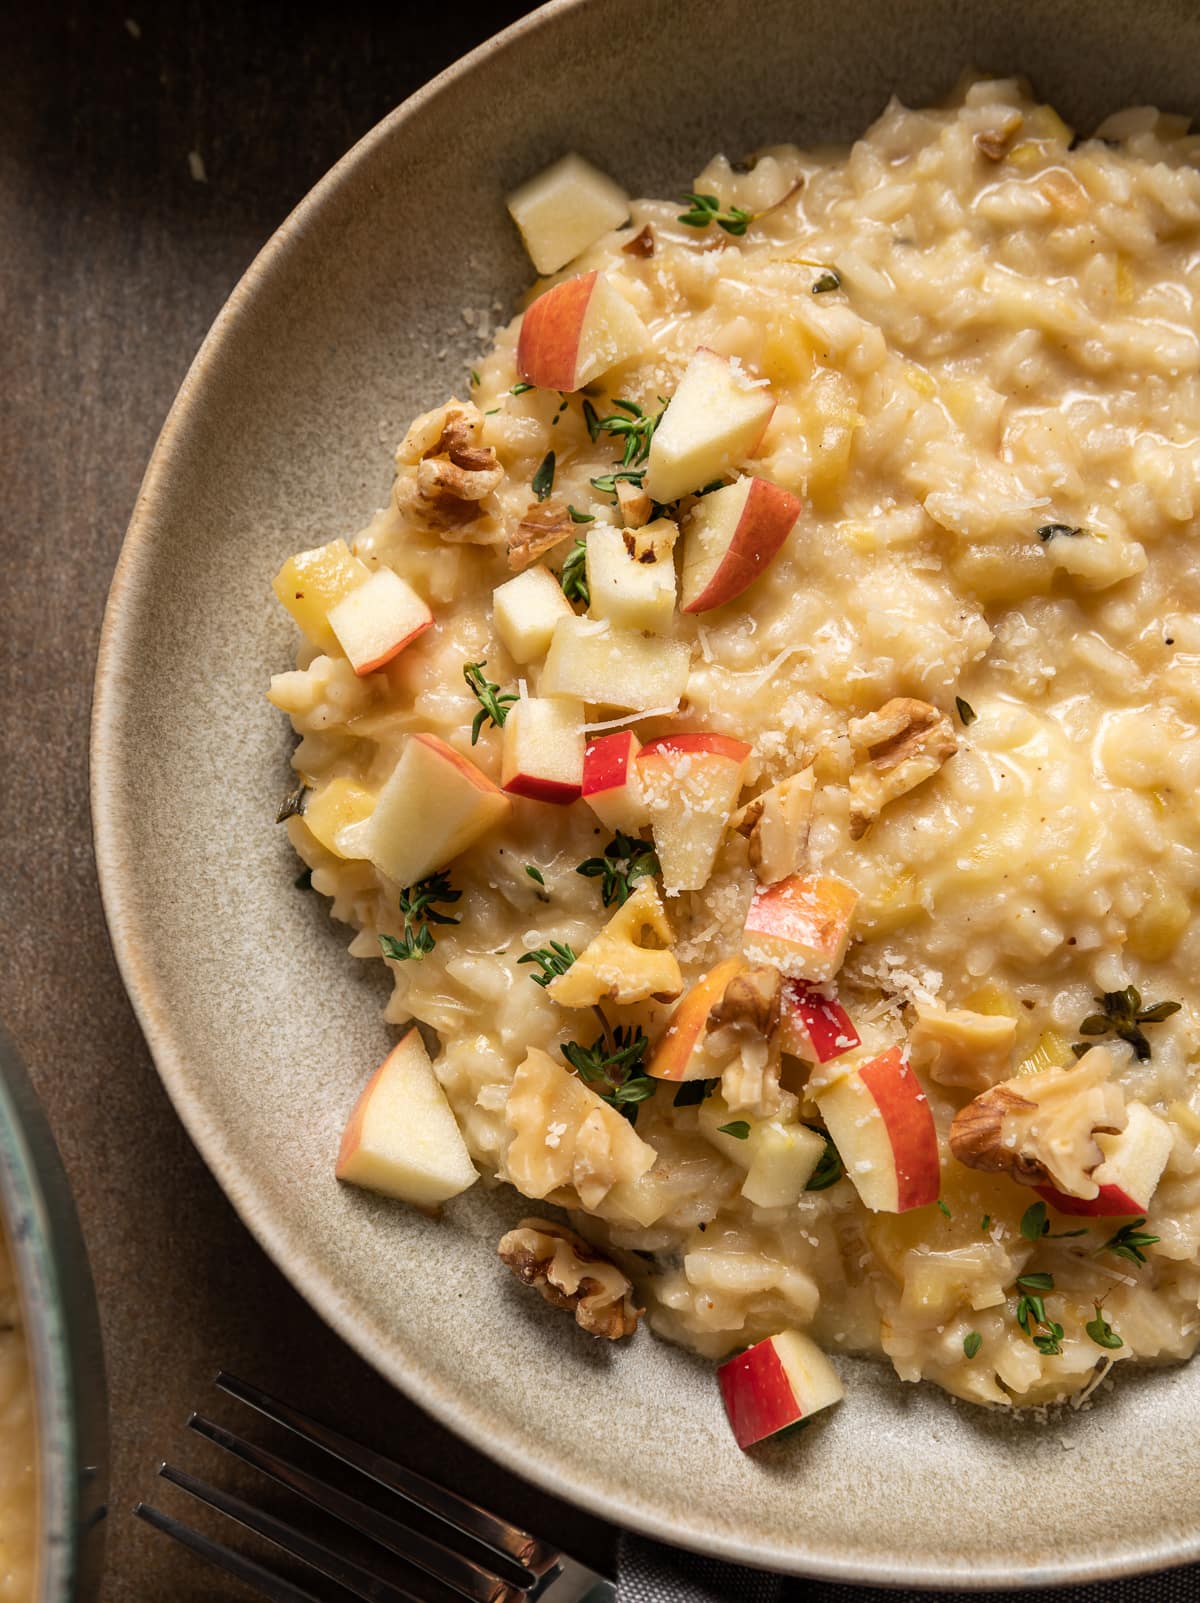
[780,980,861,1063]
[506,153,631,275]
[643,350,776,504]
[582,731,651,832]
[1035,1101,1173,1217]
[813,1045,940,1213]
[335,1028,478,1208]
[326,566,434,676]
[517,270,648,393]
[718,1330,844,1449]
[501,696,584,805]
[273,539,371,654]
[637,733,751,893]
[681,475,801,613]
[742,874,859,983]
[540,615,690,711]
[340,732,510,886]
[586,520,678,633]
[647,957,747,1080]
[492,565,574,664]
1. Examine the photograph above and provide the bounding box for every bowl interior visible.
[92,0,1200,1583]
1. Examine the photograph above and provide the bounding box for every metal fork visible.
[135,1371,615,1603]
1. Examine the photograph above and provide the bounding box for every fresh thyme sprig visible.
[559,539,589,606]
[1099,1217,1160,1266]
[576,831,661,907]
[1014,1272,1064,1356]
[589,467,647,497]
[276,781,309,823]
[677,191,754,236]
[378,870,461,962]
[518,940,577,988]
[463,660,518,744]
[582,397,668,467]
[1074,985,1180,1062]
[562,1023,654,1123]
[805,1131,844,1191]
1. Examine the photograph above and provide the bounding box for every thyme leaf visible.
[805,1132,844,1191]
[276,781,309,823]
[812,269,841,294]
[567,505,595,523]
[676,191,754,236]
[587,397,668,467]
[718,1120,752,1139]
[518,940,577,988]
[511,381,534,395]
[673,1077,719,1107]
[525,865,545,886]
[531,450,556,501]
[463,660,518,743]
[1037,522,1083,541]
[1086,1305,1124,1349]
[559,539,589,606]
[963,1331,982,1359]
[1073,987,1180,1062]
[955,695,977,726]
[1099,1218,1159,1266]
[576,830,660,907]
[589,467,647,497]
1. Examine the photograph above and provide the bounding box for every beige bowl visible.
[92,0,1200,1583]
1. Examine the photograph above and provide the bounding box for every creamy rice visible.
[271,76,1200,1410]
[0,1224,36,1601]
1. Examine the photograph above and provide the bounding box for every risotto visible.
[270,75,1200,1432]
[0,1223,36,1600]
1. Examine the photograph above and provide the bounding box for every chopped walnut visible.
[393,398,503,536]
[732,767,815,883]
[975,111,1023,162]
[548,878,683,1007]
[909,1003,1016,1092]
[709,964,781,1035]
[622,517,676,563]
[949,1047,1126,1198]
[505,1049,657,1210]
[621,224,656,258]
[846,698,957,840]
[507,500,574,570]
[497,1217,642,1339]
[616,478,654,528]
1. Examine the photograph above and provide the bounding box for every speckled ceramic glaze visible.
[91,0,1200,1583]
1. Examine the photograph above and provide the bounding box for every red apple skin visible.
[516,270,598,390]
[858,1046,940,1212]
[583,731,638,797]
[503,772,582,805]
[355,617,433,676]
[1033,1183,1144,1218]
[647,957,746,1080]
[783,981,860,1063]
[682,478,802,614]
[718,1339,802,1448]
[638,732,753,765]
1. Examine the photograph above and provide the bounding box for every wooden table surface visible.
[4,6,1197,1601]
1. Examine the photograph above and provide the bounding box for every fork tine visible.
[157,1460,437,1603]
[135,1501,327,1603]
[215,1372,558,1575]
[188,1412,528,1603]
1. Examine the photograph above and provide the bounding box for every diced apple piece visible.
[506,153,630,275]
[326,567,433,676]
[1035,1101,1173,1217]
[813,1045,940,1213]
[303,777,376,858]
[273,539,371,654]
[742,874,858,983]
[541,615,690,711]
[644,350,776,504]
[647,958,747,1081]
[341,732,510,886]
[586,520,678,633]
[681,475,800,613]
[718,1330,844,1450]
[734,768,815,885]
[501,696,584,805]
[637,733,752,893]
[335,1028,478,1208]
[582,731,650,831]
[741,1122,827,1207]
[780,980,861,1063]
[517,271,648,392]
[492,565,574,664]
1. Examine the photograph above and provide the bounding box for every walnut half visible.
[498,1217,642,1339]
[847,698,957,840]
[949,1047,1126,1198]
[393,399,503,537]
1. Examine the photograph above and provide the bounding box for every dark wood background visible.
[2,3,1198,1599]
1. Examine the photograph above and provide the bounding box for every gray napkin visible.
[617,1532,783,1602]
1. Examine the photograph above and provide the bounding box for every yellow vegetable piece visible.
[304,777,377,857]
[1014,1030,1074,1077]
[273,540,370,653]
